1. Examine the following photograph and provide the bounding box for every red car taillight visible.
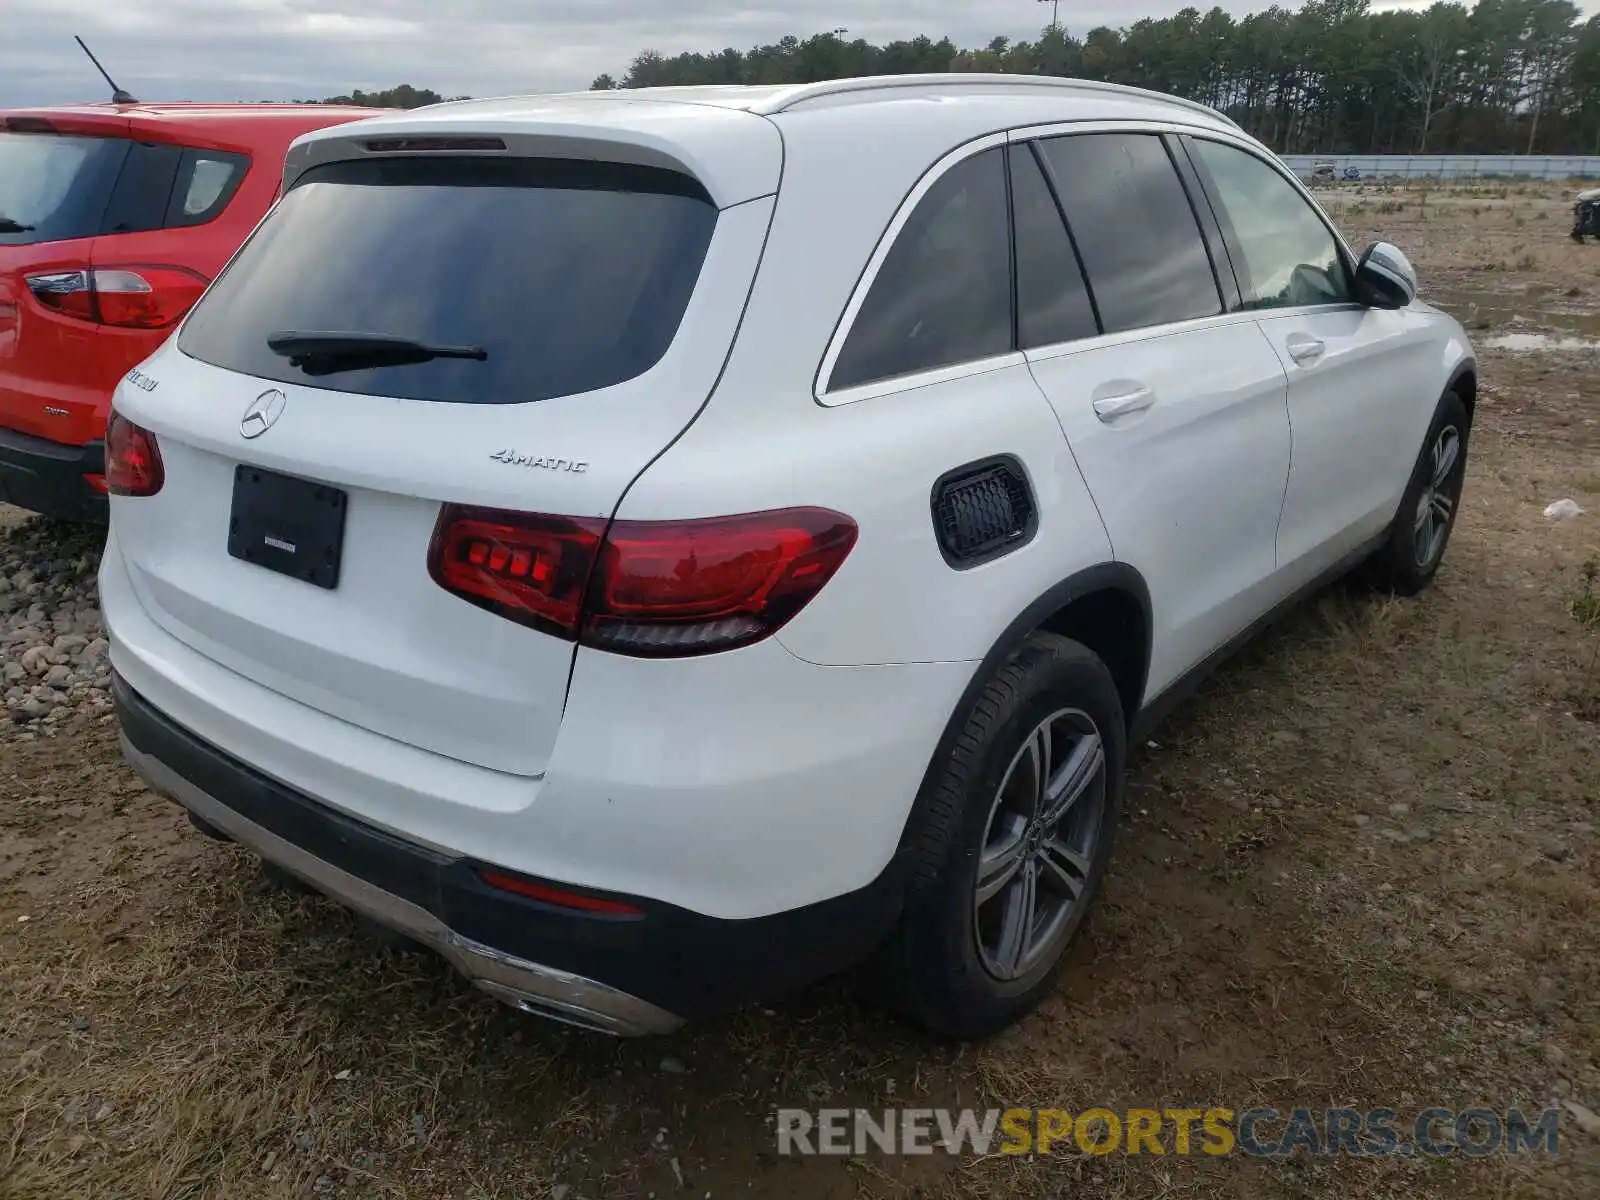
[427,505,858,657]
[25,270,96,320]
[25,266,208,329]
[105,411,164,497]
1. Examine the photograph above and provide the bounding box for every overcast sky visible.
[1,0,1589,109]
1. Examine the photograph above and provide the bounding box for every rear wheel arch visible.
[960,563,1151,743]
[1033,580,1150,736]
[891,564,1151,867]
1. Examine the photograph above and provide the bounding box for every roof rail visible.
[752,73,1240,129]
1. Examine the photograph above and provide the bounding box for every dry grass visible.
[2,181,1598,1198]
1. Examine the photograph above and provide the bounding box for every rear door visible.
[110,147,777,777]
[1180,134,1440,579]
[0,121,130,442]
[1018,130,1293,697]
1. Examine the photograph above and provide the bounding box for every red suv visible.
[0,103,377,520]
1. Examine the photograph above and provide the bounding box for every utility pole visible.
[1038,0,1060,32]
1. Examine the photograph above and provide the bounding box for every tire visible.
[876,633,1125,1039]
[1364,389,1470,596]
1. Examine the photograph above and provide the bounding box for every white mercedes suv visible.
[101,75,1475,1038]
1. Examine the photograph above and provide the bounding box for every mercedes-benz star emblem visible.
[240,389,287,439]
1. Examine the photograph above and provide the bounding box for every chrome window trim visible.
[1021,303,1368,365]
[821,350,1029,407]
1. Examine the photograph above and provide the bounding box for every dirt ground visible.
[1,182,1598,1199]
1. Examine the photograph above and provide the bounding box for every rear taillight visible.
[25,271,95,321]
[25,266,208,329]
[427,505,858,657]
[94,268,208,329]
[105,411,164,497]
[428,509,606,638]
[585,510,859,656]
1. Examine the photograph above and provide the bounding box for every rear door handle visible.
[1092,385,1156,422]
[1286,334,1326,366]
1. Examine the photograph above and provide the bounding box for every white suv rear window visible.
[179,156,718,405]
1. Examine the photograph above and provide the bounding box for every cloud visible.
[3,0,1592,108]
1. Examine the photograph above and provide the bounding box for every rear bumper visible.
[114,672,906,1030]
[0,427,106,522]
[100,526,971,920]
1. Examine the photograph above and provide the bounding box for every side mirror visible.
[1355,241,1418,309]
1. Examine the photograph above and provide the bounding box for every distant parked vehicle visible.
[0,100,377,520]
[1571,188,1600,242]
[1305,163,1360,185]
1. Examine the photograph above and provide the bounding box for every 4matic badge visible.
[490,449,589,474]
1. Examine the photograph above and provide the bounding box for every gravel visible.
[0,515,111,735]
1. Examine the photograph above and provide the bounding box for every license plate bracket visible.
[227,466,348,589]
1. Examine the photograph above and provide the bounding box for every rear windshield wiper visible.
[267,331,488,375]
[0,218,36,233]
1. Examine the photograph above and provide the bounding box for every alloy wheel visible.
[973,708,1107,982]
[1413,424,1462,569]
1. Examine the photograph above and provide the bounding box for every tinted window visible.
[1187,138,1351,309]
[1035,133,1221,334]
[168,150,248,226]
[179,157,718,405]
[0,132,128,246]
[831,148,1012,390]
[1009,144,1098,348]
[102,142,182,234]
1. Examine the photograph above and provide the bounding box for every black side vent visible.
[931,456,1038,569]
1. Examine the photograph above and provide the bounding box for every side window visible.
[1008,144,1098,349]
[830,148,1012,391]
[96,146,247,235]
[101,142,182,235]
[165,150,248,227]
[1034,133,1221,335]
[1186,138,1351,309]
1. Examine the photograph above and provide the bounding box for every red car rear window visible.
[0,131,128,245]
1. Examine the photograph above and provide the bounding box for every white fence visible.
[1281,154,1600,181]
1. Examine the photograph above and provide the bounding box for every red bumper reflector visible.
[478,869,645,917]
